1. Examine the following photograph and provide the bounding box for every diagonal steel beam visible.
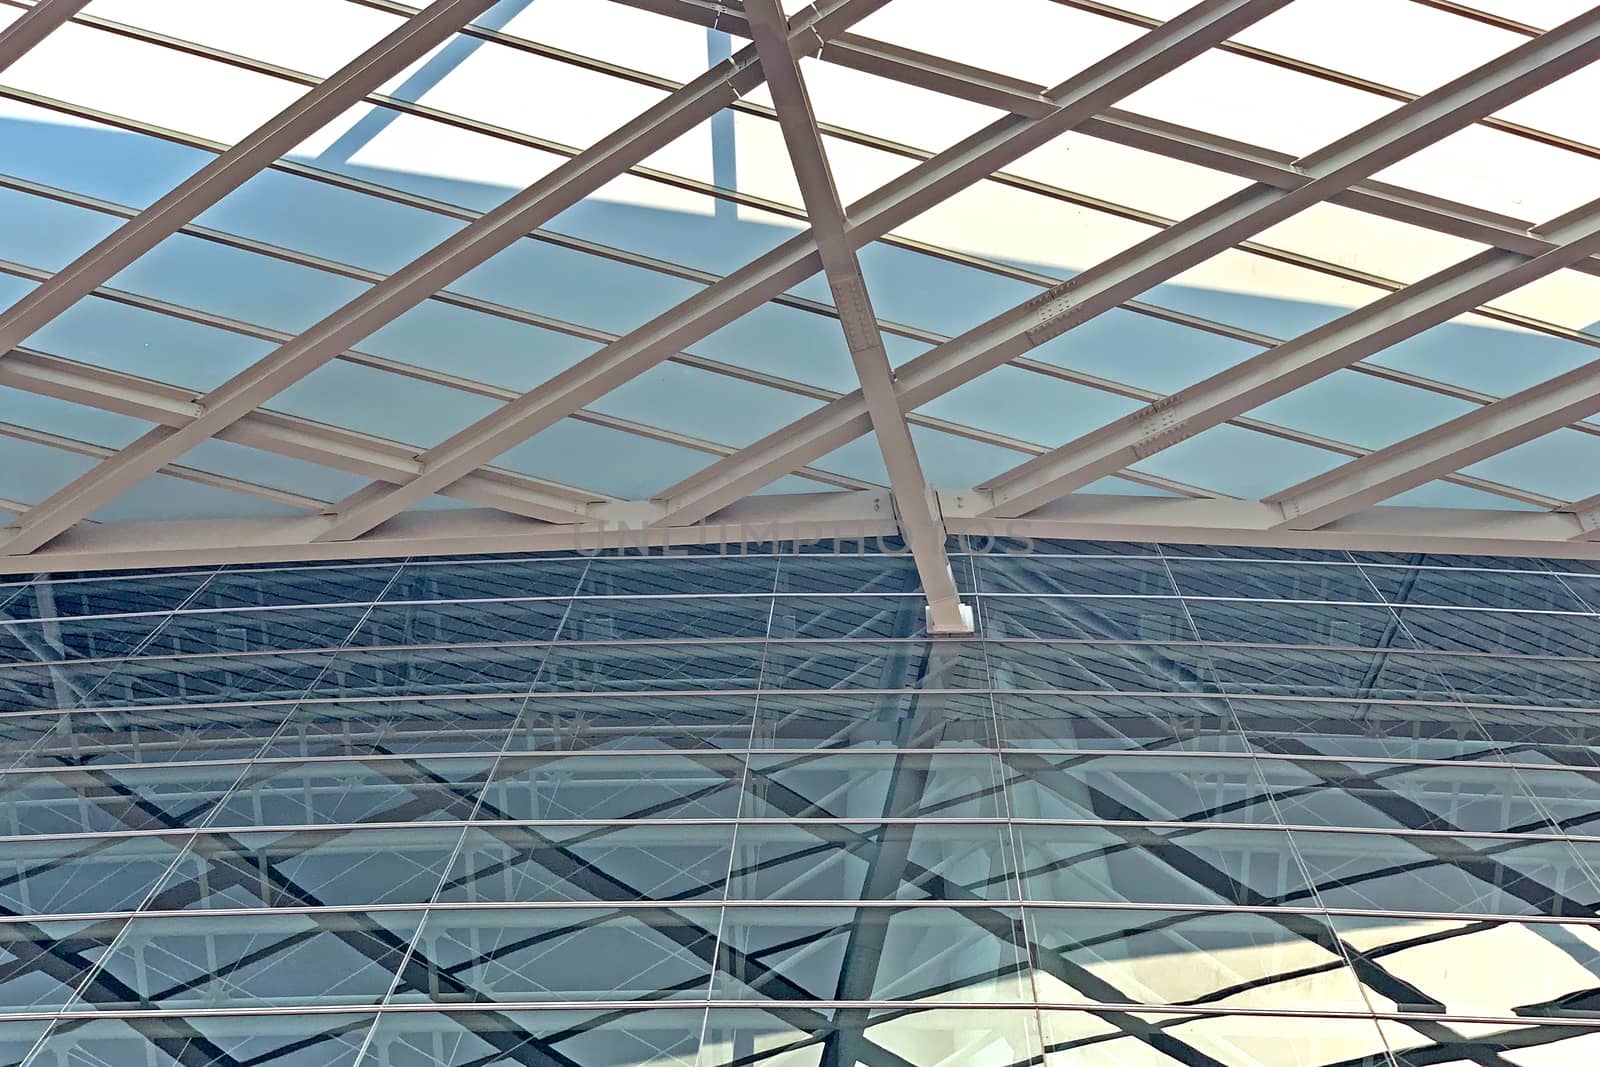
[0,0,889,555]
[1249,201,1600,533]
[718,0,967,632]
[661,8,1600,524]
[280,0,1293,543]
[986,196,1600,520]
[0,0,86,71]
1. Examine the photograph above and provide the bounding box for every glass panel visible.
[391,907,719,1004]
[382,558,587,601]
[0,919,126,1010]
[981,597,1195,642]
[511,693,758,750]
[264,696,524,757]
[208,757,488,828]
[1332,913,1600,1019]
[536,641,765,692]
[26,1012,374,1067]
[5,703,286,766]
[352,599,567,647]
[80,911,420,1010]
[728,821,1018,902]
[187,564,399,609]
[987,642,1219,694]
[480,753,746,821]
[561,596,773,641]
[995,693,1245,752]
[761,641,990,691]
[139,606,371,656]
[1362,565,1589,611]
[441,822,734,904]
[0,763,238,836]
[1027,907,1369,1012]
[1015,825,1307,908]
[741,753,1005,819]
[976,556,1177,596]
[148,827,462,910]
[1288,830,1600,916]
[1040,1009,1392,1067]
[700,1006,1040,1067]
[0,613,165,664]
[366,1009,704,1067]
[751,691,998,748]
[576,557,778,596]
[0,833,182,915]
[1165,560,1380,602]
[712,905,1031,1002]
[1184,600,1410,648]
[1004,752,1282,825]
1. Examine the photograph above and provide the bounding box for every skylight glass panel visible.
[26,298,275,391]
[0,21,304,144]
[364,301,605,391]
[497,418,706,499]
[690,302,861,393]
[1247,369,1477,451]
[1118,48,1398,157]
[1028,306,1265,395]
[0,185,119,270]
[274,360,498,448]
[588,363,822,450]
[292,104,568,210]
[1148,246,1388,338]
[1386,479,1544,511]
[194,168,464,274]
[1485,267,1600,334]
[1362,314,1595,398]
[1373,124,1600,223]
[174,439,369,503]
[918,365,1144,449]
[0,388,151,450]
[452,232,700,335]
[853,242,1039,337]
[80,0,405,78]
[1248,202,1492,288]
[0,97,208,207]
[1463,429,1600,502]
[854,0,1142,87]
[487,0,713,84]
[737,55,1003,158]
[1231,0,1519,94]
[1133,423,1341,498]
[374,35,670,154]
[1496,53,1600,147]
[91,472,305,522]
[107,232,369,333]
[0,438,97,510]
[1006,128,1254,223]
[888,176,1157,283]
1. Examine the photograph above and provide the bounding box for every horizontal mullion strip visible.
[2,899,1598,931]
[1407,0,1543,35]
[0,1001,1590,1025]
[0,419,327,510]
[0,816,1597,848]
[9,743,1600,778]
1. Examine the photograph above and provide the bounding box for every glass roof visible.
[0,0,1599,573]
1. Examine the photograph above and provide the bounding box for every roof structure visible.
[3,0,1600,625]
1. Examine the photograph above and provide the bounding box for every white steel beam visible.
[741,0,968,633]
[0,0,888,556]
[0,0,87,71]
[991,196,1600,519]
[1257,202,1600,532]
[11,490,1600,576]
[295,0,1292,542]
[661,8,1600,524]
[0,492,902,576]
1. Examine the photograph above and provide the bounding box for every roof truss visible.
[2,0,1600,601]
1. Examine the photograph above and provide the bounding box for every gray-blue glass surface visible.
[3,543,1600,1066]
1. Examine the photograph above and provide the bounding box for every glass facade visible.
[5,542,1600,1065]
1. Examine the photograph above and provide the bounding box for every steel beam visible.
[11,490,1600,575]
[1257,203,1600,532]
[295,0,1292,541]
[988,193,1600,520]
[0,0,86,71]
[741,0,968,632]
[0,0,889,555]
[662,9,1600,523]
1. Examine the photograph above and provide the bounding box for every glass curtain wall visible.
[4,541,1600,1065]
